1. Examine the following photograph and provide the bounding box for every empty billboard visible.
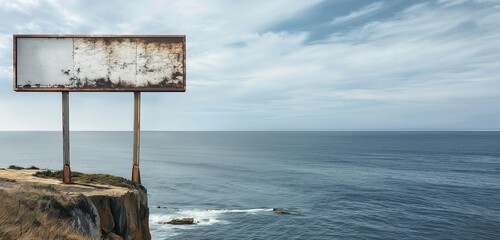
[14,35,186,92]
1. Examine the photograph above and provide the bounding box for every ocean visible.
[0,131,499,239]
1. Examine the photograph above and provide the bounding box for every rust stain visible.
[142,37,183,44]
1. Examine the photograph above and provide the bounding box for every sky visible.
[0,0,499,131]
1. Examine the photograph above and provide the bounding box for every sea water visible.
[0,131,499,239]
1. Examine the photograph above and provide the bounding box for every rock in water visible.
[273,208,289,214]
[161,218,196,225]
[273,208,301,215]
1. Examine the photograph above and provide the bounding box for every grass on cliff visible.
[0,188,88,240]
[8,165,39,170]
[34,169,136,188]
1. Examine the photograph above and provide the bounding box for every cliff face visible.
[89,186,150,240]
[0,169,151,240]
[68,195,101,239]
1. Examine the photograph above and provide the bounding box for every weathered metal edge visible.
[183,36,187,91]
[13,35,18,92]
[14,87,186,92]
[13,34,186,38]
[13,34,187,92]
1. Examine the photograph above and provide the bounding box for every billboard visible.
[14,35,186,92]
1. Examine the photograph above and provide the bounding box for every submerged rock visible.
[160,218,196,225]
[273,208,301,215]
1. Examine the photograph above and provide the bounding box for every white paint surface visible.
[73,38,109,83]
[17,38,74,87]
[136,40,184,87]
[15,37,185,90]
[108,38,137,84]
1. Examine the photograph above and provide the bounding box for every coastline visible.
[0,168,151,239]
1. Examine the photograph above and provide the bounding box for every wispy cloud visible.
[331,2,384,26]
[0,0,499,130]
[0,0,40,13]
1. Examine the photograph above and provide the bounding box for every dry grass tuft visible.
[0,187,89,240]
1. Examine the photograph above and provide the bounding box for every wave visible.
[203,208,273,214]
[150,208,273,227]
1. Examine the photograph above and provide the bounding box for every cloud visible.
[331,2,384,26]
[438,0,500,7]
[0,0,40,13]
[0,0,500,130]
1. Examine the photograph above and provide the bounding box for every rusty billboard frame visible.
[13,34,186,92]
[13,34,187,184]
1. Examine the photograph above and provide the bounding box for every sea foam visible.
[150,208,273,227]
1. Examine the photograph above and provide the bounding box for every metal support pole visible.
[62,92,71,184]
[132,92,141,184]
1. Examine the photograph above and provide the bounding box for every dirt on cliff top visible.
[0,168,130,197]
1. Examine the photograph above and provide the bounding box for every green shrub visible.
[34,170,136,188]
[8,165,24,170]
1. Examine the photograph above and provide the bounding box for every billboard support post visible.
[62,91,71,184]
[14,35,186,185]
[132,92,141,184]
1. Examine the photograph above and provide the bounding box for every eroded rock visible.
[159,218,196,225]
[273,208,301,215]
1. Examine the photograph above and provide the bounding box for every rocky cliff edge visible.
[0,168,151,240]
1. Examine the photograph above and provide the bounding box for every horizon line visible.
[0,130,499,132]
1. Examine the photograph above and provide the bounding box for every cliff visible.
[0,168,151,240]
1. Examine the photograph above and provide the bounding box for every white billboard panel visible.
[14,35,186,92]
